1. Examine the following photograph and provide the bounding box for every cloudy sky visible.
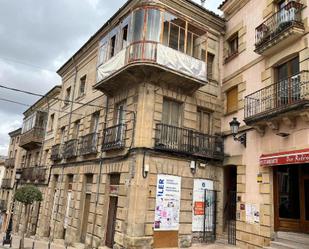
[0,0,222,155]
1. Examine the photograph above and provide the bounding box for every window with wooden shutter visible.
[162,99,182,126]
[226,87,238,114]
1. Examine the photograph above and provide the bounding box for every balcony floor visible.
[94,63,206,96]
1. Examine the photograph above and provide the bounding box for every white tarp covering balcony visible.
[97,49,126,82]
[157,44,206,82]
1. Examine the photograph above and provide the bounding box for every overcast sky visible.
[0,0,222,155]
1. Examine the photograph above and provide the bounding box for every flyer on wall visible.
[154,174,181,231]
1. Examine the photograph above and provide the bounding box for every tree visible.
[14,185,43,249]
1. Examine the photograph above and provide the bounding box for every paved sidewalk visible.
[0,235,239,249]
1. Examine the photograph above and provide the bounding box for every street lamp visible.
[3,169,22,247]
[229,117,246,147]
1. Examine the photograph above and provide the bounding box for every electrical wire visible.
[0,84,135,114]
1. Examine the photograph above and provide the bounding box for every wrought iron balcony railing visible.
[4,158,15,168]
[1,178,12,189]
[255,1,304,53]
[102,124,127,151]
[51,144,63,161]
[20,167,47,183]
[80,133,99,155]
[244,71,309,122]
[0,199,7,211]
[155,123,224,159]
[63,139,79,159]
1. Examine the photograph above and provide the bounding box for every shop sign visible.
[154,174,181,231]
[260,149,309,167]
[257,173,263,183]
[192,179,214,232]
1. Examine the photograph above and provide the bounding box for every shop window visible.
[162,98,182,127]
[226,86,238,114]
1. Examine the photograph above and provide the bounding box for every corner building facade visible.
[220,0,309,248]
[36,1,226,248]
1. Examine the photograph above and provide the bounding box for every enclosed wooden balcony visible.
[255,1,304,55]
[102,124,126,151]
[94,7,207,96]
[4,158,15,168]
[155,123,224,160]
[63,139,79,159]
[51,144,63,161]
[20,167,47,183]
[80,133,99,155]
[0,200,7,211]
[1,178,12,189]
[244,71,309,125]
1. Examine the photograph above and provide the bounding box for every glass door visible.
[274,165,301,232]
[300,165,309,233]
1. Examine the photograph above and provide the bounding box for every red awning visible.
[260,148,309,167]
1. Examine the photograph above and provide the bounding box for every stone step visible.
[276,232,309,246]
[270,240,308,249]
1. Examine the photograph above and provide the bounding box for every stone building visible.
[10,86,62,235]
[220,0,309,248]
[35,0,226,248]
[0,129,23,232]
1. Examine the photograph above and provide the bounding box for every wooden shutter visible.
[162,99,181,126]
[226,87,238,113]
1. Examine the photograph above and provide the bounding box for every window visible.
[115,101,126,125]
[207,53,215,80]
[35,151,40,166]
[226,87,238,114]
[162,99,182,126]
[60,127,66,144]
[73,120,80,139]
[197,109,212,134]
[110,35,116,58]
[64,87,71,106]
[44,149,49,165]
[122,25,128,49]
[132,9,145,42]
[11,138,14,145]
[49,114,55,131]
[227,33,239,58]
[276,56,300,105]
[79,76,86,97]
[90,112,100,133]
[145,9,162,42]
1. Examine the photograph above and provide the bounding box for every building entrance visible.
[274,164,309,233]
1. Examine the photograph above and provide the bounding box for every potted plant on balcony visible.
[14,185,43,249]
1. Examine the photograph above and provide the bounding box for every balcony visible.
[244,71,309,125]
[51,144,63,161]
[19,127,45,150]
[94,7,207,96]
[80,133,99,155]
[102,124,126,151]
[255,1,304,55]
[1,178,12,189]
[63,139,79,159]
[20,167,47,183]
[0,200,7,211]
[4,158,15,168]
[155,123,224,160]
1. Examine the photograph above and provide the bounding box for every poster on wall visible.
[245,203,260,224]
[192,179,214,232]
[154,174,181,231]
[64,191,72,229]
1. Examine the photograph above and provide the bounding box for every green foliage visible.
[14,185,43,205]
